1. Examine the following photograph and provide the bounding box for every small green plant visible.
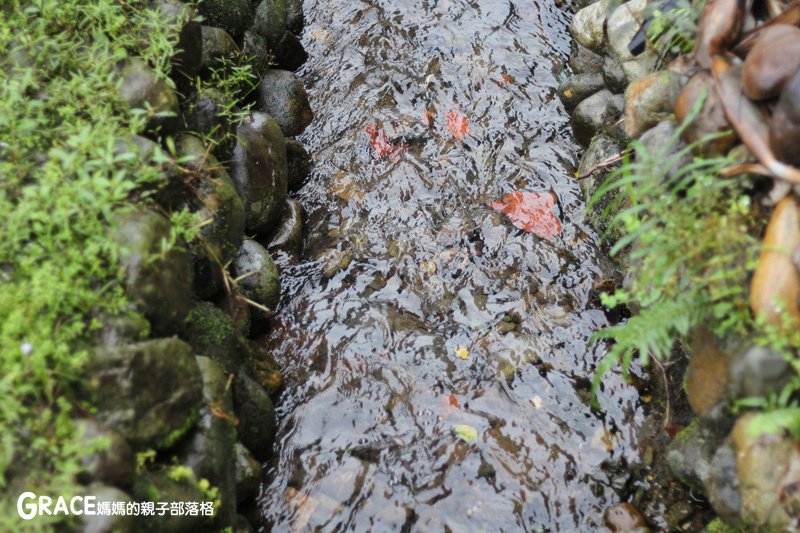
[588,96,762,394]
[644,0,699,60]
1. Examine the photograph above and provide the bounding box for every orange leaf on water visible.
[438,395,461,418]
[445,110,469,141]
[488,191,561,240]
[364,122,406,159]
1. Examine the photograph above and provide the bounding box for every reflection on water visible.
[258,0,644,530]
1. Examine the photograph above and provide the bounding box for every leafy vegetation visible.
[587,97,764,391]
[0,0,253,527]
[644,0,699,60]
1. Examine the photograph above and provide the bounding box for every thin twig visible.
[577,153,624,180]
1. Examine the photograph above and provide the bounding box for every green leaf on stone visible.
[747,408,800,438]
[452,424,478,442]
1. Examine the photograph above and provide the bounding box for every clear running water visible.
[257,0,646,530]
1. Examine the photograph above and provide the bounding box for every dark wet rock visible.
[770,67,800,166]
[234,239,281,311]
[117,58,180,134]
[253,0,289,43]
[570,89,623,145]
[233,373,277,461]
[742,25,800,101]
[234,441,262,503]
[577,133,621,200]
[75,419,135,488]
[230,111,289,233]
[242,31,273,79]
[286,140,312,191]
[183,88,235,157]
[685,328,730,417]
[176,134,245,266]
[81,484,134,533]
[603,502,647,532]
[154,0,202,86]
[113,209,193,335]
[558,72,605,110]
[601,54,627,95]
[246,338,284,396]
[266,198,304,256]
[707,442,742,524]
[272,30,309,71]
[177,356,237,528]
[728,345,792,401]
[286,0,305,34]
[91,338,202,449]
[637,120,690,178]
[251,0,307,70]
[750,195,800,325]
[624,70,682,138]
[569,42,604,74]
[674,71,736,156]
[131,470,211,531]
[569,0,611,53]
[606,0,657,81]
[198,0,251,39]
[256,69,314,136]
[666,418,718,491]
[184,302,244,371]
[732,413,800,530]
[200,25,241,73]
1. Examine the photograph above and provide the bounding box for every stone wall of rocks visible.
[77,1,312,531]
[564,1,800,531]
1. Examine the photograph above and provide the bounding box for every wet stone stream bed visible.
[257,0,663,530]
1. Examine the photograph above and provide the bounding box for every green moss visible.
[705,518,743,533]
[157,408,200,450]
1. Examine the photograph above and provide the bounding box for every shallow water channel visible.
[257,0,647,529]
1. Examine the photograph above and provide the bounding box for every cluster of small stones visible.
[77,1,312,531]
[564,1,800,531]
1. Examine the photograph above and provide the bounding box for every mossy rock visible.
[131,469,213,531]
[176,134,245,266]
[113,209,193,335]
[176,357,237,528]
[246,338,284,396]
[233,239,281,311]
[117,58,180,134]
[197,0,252,39]
[91,338,202,450]
[184,301,246,372]
[233,373,277,461]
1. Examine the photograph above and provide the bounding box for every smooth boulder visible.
[234,239,281,311]
[230,112,289,234]
[256,70,314,137]
[114,209,193,335]
[233,373,278,461]
[91,338,202,449]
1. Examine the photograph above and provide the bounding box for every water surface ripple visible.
[258,0,644,530]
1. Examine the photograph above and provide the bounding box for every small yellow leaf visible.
[455,346,469,359]
[564,89,574,98]
[453,424,478,442]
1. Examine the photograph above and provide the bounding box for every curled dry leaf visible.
[694,0,746,68]
[488,191,561,240]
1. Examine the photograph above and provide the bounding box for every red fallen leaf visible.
[364,123,406,159]
[488,191,561,240]
[439,394,461,418]
[445,110,469,141]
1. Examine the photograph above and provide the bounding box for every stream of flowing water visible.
[257,0,646,529]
